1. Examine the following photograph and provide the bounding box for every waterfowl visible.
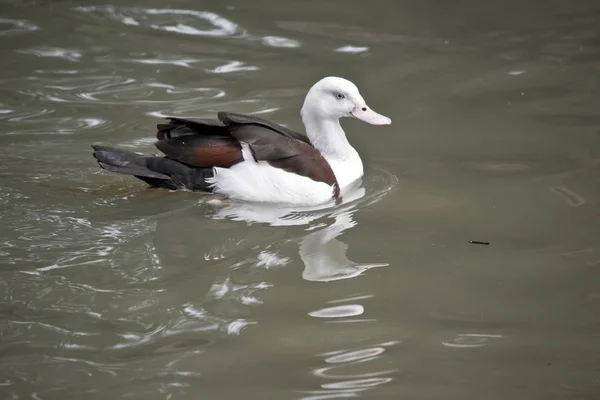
[92,76,391,205]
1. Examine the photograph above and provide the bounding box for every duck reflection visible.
[299,210,387,282]
[205,185,387,282]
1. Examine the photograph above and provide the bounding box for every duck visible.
[92,76,391,206]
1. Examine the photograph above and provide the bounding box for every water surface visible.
[1,0,600,399]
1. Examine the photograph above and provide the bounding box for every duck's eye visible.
[335,93,345,100]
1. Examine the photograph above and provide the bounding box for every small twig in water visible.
[469,240,490,245]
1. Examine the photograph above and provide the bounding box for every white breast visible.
[327,148,364,193]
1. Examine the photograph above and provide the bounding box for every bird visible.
[92,76,391,206]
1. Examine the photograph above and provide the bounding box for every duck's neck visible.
[303,116,355,161]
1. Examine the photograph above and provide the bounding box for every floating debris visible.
[469,240,490,245]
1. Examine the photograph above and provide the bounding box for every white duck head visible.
[301,76,391,126]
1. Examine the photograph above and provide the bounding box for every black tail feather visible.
[91,145,214,192]
[92,145,171,179]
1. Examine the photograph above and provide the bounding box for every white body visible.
[207,77,390,206]
[210,144,363,205]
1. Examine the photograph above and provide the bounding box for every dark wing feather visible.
[218,112,311,144]
[155,135,243,168]
[155,117,243,168]
[157,117,226,140]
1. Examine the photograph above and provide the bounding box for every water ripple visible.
[0,17,39,36]
[3,115,108,135]
[130,57,200,68]
[262,36,301,48]
[74,6,245,38]
[18,46,83,62]
[145,8,242,37]
[210,60,259,74]
[299,341,399,400]
[17,75,227,113]
[308,305,365,319]
[71,5,301,54]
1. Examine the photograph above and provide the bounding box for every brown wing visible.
[155,135,243,168]
[155,118,243,168]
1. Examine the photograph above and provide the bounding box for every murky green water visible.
[1,0,599,398]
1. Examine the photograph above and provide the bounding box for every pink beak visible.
[350,106,391,125]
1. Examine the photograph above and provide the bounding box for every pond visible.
[1,0,599,398]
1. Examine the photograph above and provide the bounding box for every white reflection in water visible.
[298,341,399,400]
[322,378,393,389]
[308,304,364,318]
[19,46,82,62]
[131,57,199,68]
[442,333,503,348]
[74,5,307,53]
[74,7,243,38]
[6,108,54,123]
[325,347,385,363]
[34,69,80,75]
[120,137,156,148]
[327,295,374,304]
[19,74,227,109]
[0,17,39,36]
[178,304,256,336]
[262,36,301,48]
[3,113,108,135]
[207,278,272,301]
[300,211,388,282]
[335,45,369,54]
[548,185,586,207]
[210,61,259,74]
[146,9,241,37]
[256,250,289,268]
[226,319,256,335]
